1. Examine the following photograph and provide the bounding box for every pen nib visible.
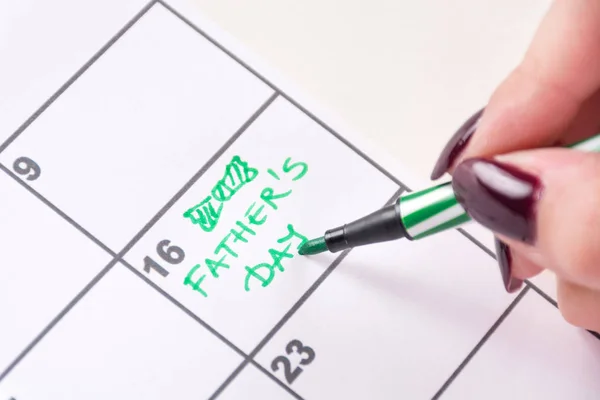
[298,236,328,255]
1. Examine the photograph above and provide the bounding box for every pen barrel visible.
[399,132,600,240]
[569,134,600,152]
[398,182,470,240]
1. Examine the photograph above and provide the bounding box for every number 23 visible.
[270,339,315,384]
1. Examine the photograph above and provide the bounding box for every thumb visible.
[452,146,600,291]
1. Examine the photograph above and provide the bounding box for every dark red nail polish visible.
[452,158,541,244]
[430,108,484,180]
[495,238,523,293]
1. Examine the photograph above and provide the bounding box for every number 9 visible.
[13,157,41,181]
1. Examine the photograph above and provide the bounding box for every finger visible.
[510,248,544,281]
[494,238,544,293]
[557,278,600,333]
[451,147,600,290]
[466,0,600,155]
[556,89,600,145]
[430,0,600,180]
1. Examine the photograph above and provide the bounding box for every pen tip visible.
[298,236,328,255]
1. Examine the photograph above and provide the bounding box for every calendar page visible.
[1,1,600,399]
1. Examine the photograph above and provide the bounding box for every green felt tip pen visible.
[298,133,600,255]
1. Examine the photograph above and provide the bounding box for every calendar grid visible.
[0,259,119,382]
[527,281,600,341]
[0,0,158,156]
[528,278,558,307]
[117,259,306,400]
[120,259,247,358]
[207,252,349,398]
[208,188,405,399]
[0,89,282,383]
[156,0,407,190]
[0,88,305,397]
[111,90,278,259]
[1,0,596,398]
[431,286,531,400]
[0,164,117,257]
[157,0,597,338]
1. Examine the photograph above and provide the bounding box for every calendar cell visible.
[0,0,149,142]
[439,291,600,399]
[459,224,560,304]
[0,263,242,400]
[0,172,111,375]
[461,224,559,304]
[0,4,274,250]
[125,96,399,352]
[530,270,558,302]
[219,364,296,400]
[254,227,517,399]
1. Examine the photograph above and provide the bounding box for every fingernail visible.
[430,108,484,180]
[452,158,541,244]
[495,238,523,293]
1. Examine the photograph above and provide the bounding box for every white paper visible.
[440,292,600,400]
[0,0,149,142]
[1,1,598,399]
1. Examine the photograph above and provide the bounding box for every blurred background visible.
[188,0,551,181]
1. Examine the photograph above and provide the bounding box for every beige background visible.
[186,0,552,181]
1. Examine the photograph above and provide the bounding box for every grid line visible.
[1,0,593,398]
[0,2,161,383]
[0,259,118,381]
[209,248,353,399]
[526,281,600,339]
[0,164,118,257]
[248,361,306,400]
[157,0,408,191]
[117,260,306,399]
[119,260,247,358]
[115,91,278,260]
[156,1,600,393]
[0,0,158,156]
[0,1,281,386]
[209,188,405,398]
[527,280,557,307]
[157,0,570,320]
[0,91,278,384]
[455,228,496,259]
[157,2,600,395]
[430,286,531,400]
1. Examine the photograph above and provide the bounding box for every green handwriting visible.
[183,155,258,232]
[182,156,308,297]
[212,155,258,201]
[244,224,307,291]
[181,196,223,233]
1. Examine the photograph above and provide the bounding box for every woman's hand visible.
[430,0,600,332]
